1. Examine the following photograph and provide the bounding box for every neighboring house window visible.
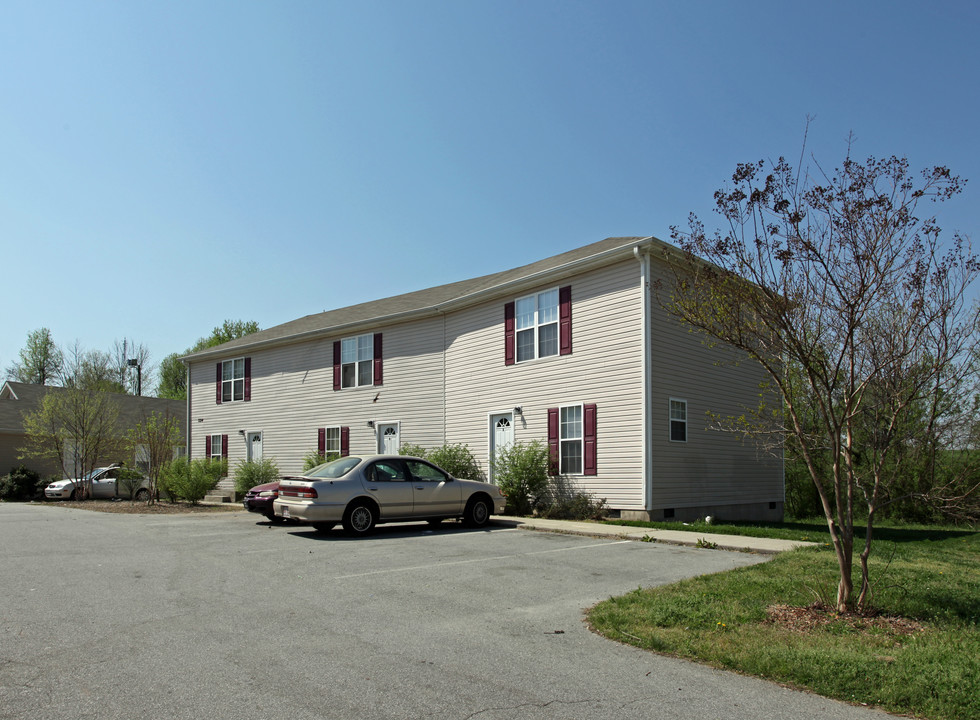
[135,444,150,474]
[670,399,688,442]
[333,334,383,390]
[505,286,572,365]
[317,426,350,458]
[547,403,597,476]
[216,358,251,404]
[205,434,228,460]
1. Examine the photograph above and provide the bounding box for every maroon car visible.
[243,481,281,521]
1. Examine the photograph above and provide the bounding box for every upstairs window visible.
[333,334,383,390]
[216,358,250,404]
[505,286,572,365]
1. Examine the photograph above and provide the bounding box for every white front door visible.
[247,432,263,462]
[377,423,400,454]
[489,413,514,483]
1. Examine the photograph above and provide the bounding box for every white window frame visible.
[134,444,150,475]
[221,358,246,402]
[515,288,559,363]
[559,404,583,475]
[669,398,688,443]
[341,333,374,388]
[323,426,342,459]
[209,434,224,460]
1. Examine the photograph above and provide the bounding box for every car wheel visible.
[312,523,335,533]
[463,496,492,528]
[427,518,444,529]
[134,488,149,501]
[342,501,377,536]
[69,489,76,500]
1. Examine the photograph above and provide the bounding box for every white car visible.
[44,465,150,501]
[274,455,507,535]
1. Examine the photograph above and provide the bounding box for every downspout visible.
[634,245,653,513]
[182,359,191,458]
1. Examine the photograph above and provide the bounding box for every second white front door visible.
[247,432,263,462]
[489,413,514,483]
[377,423,400,454]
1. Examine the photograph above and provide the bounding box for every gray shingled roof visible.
[184,235,661,361]
[0,381,186,435]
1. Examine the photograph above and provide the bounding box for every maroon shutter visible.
[221,435,229,459]
[373,333,383,386]
[215,363,222,404]
[333,341,341,391]
[340,426,350,457]
[243,357,251,402]
[583,403,597,476]
[317,428,325,456]
[559,285,572,356]
[205,435,212,458]
[547,407,559,475]
[504,302,516,366]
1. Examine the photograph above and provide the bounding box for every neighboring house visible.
[0,381,186,480]
[181,236,784,522]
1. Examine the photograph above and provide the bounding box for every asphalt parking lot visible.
[0,504,892,720]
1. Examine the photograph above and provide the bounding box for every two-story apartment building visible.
[182,236,783,522]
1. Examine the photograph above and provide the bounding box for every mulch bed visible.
[766,603,926,636]
[31,500,243,514]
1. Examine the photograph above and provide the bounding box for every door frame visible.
[246,431,263,462]
[376,421,401,454]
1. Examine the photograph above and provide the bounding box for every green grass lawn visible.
[588,520,980,720]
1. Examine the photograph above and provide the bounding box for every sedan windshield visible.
[306,457,361,479]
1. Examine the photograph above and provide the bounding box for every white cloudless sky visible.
[2,0,978,390]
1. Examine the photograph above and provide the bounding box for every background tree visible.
[664,139,979,612]
[6,328,63,385]
[126,409,183,505]
[20,388,123,496]
[157,320,260,400]
[111,338,154,396]
[60,342,126,393]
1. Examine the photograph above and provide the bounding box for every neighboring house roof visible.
[0,381,186,435]
[183,235,664,361]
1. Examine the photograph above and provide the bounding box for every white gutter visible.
[634,244,654,512]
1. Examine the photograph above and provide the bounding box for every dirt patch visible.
[30,499,243,515]
[766,603,926,637]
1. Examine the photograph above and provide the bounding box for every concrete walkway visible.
[493,516,818,554]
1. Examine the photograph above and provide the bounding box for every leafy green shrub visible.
[302,449,339,472]
[0,465,42,502]
[424,443,485,481]
[493,441,550,515]
[537,474,607,520]
[234,457,280,493]
[159,457,226,504]
[399,443,427,458]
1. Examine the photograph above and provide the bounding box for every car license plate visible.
[282,506,290,519]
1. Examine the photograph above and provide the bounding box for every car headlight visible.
[258,491,277,497]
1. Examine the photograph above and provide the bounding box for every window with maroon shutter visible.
[221,434,228,459]
[508,286,570,364]
[334,334,380,390]
[548,403,595,475]
[215,364,222,404]
[317,426,350,458]
[206,434,225,461]
[205,434,212,457]
[218,358,247,402]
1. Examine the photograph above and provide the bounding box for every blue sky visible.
[2,1,978,390]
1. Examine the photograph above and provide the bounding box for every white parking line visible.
[331,540,632,579]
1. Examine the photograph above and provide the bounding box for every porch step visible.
[204,477,237,503]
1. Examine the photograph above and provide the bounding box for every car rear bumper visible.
[273,499,345,523]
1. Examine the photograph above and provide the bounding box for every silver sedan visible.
[273,455,507,535]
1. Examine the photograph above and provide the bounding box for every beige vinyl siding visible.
[443,260,646,508]
[646,261,783,509]
[188,317,446,474]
